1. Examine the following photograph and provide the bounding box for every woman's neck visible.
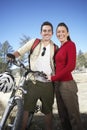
[61,40,68,45]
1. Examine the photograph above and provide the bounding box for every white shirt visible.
[34,44,52,82]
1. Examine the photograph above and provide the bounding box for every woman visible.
[47,22,84,130]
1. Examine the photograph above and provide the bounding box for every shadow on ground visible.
[0,101,87,130]
[27,113,87,130]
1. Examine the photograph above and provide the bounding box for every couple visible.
[13,21,83,130]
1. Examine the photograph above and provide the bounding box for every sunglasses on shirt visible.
[41,47,46,56]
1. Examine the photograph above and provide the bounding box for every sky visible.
[0,0,87,54]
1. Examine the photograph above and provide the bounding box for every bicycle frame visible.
[0,53,47,130]
[0,95,20,129]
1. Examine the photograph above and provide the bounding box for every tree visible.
[1,41,14,62]
[20,35,30,46]
[76,50,86,69]
[18,35,31,76]
[0,41,14,72]
[0,42,2,61]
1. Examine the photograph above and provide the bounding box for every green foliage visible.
[76,50,87,69]
[0,35,30,74]
[1,41,14,62]
[0,62,7,73]
[0,41,14,73]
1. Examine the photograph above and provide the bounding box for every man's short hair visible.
[41,21,53,34]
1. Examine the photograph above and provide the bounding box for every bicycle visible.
[0,53,47,130]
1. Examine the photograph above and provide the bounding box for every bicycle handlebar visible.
[7,53,26,68]
[7,53,47,79]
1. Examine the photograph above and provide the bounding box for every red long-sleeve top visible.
[51,41,76,81]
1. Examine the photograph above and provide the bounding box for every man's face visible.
[41,25,53,41]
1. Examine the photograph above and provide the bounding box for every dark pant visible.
[55,80,84,130]
[24,80,54,114]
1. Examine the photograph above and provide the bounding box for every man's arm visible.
[13,51,21,58]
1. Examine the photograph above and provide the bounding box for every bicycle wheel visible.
[2,98,23,130]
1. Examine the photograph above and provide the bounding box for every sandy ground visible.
[73,72,87,113]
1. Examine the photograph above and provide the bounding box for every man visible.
[13,21,58,130]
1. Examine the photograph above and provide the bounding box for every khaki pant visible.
[55,80,84,130]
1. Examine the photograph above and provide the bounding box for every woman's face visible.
[56,26,69,44]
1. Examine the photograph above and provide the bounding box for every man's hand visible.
[7,53,15,59]
[46,75,51,81]
[6,53,15,63]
